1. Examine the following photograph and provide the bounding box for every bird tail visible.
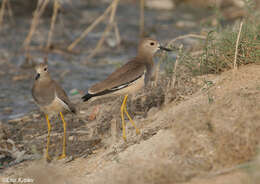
[69,103,77,114]
[70,106,77,114]
[82,92,95,102]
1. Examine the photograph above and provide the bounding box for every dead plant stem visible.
[23,0,50,51]
[47,0,60,49]
[168,34,206,46]
[6,0,14,24]
[234,20,243,70]
[67,1,114,51]
[87,0,120,59]
[0,0,7,30]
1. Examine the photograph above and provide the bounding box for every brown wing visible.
[89,58,146,94]
[53,80,76,113]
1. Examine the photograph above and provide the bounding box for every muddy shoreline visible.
[0,1,211,122]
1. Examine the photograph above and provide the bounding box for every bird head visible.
[34,59,49,80]
[138,38,172,57]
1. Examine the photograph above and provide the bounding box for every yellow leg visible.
[45,114,51,161]
[121,95,128,141]
[58,112,67,159]
[123,98,140,135]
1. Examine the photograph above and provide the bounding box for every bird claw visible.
[58,154,66,160]
[45,154,52,162]
[123,135,127,142]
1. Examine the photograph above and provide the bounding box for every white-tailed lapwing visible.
[32,59,76,160]
[82,38,171,141]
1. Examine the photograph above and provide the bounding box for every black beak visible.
[35,73,40,80]
[159,46,172,52]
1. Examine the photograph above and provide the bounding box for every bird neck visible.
[37,73,52,83]
[136,52,154,65]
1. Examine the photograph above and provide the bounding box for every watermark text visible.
[2,177,34,183]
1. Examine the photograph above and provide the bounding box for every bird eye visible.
[150,42,155,46]
[44,68,47,71]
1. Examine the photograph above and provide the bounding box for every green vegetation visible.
[164,2,260,76]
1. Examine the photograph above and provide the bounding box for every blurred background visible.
[1,1,260,182]
[0,0,258,121]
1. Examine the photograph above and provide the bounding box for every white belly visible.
[113,75,145,95]
[40,96,69,116]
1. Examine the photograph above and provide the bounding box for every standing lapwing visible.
[82,38,171,141]
[32,59,76,160]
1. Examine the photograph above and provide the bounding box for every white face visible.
[35,63,49,80]
[142,39,160,55]
[35,64,48,73]
[138,38,172,57]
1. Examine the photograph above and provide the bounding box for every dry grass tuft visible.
[163,4,260,76]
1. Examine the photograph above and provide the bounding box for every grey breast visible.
[32,79,56,107]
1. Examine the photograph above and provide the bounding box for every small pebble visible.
[145,0,175,10]
[106,37,118,48]
[68,136,74,141]
[79,110,86,114]
[3,107,13,114]
[32,113,41,119]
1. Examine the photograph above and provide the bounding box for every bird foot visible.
[45,154,52,162]
[122,135,127,142]
[58,154,66,160]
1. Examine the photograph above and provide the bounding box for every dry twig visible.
[171,45,182,88]
[234,20,243,70]
[164,44,183,104]
[67,1,114,51]
[0,0,7,30]
[46,0,60,49]
[168,34,206,46]
[0,0,14,29]
[87,0,119,59]
[6,0,14,24]
[23,0,50,51]
[114,21,121,45]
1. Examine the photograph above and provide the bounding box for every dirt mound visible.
[2,64,260,183]
[74,64,260,184]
